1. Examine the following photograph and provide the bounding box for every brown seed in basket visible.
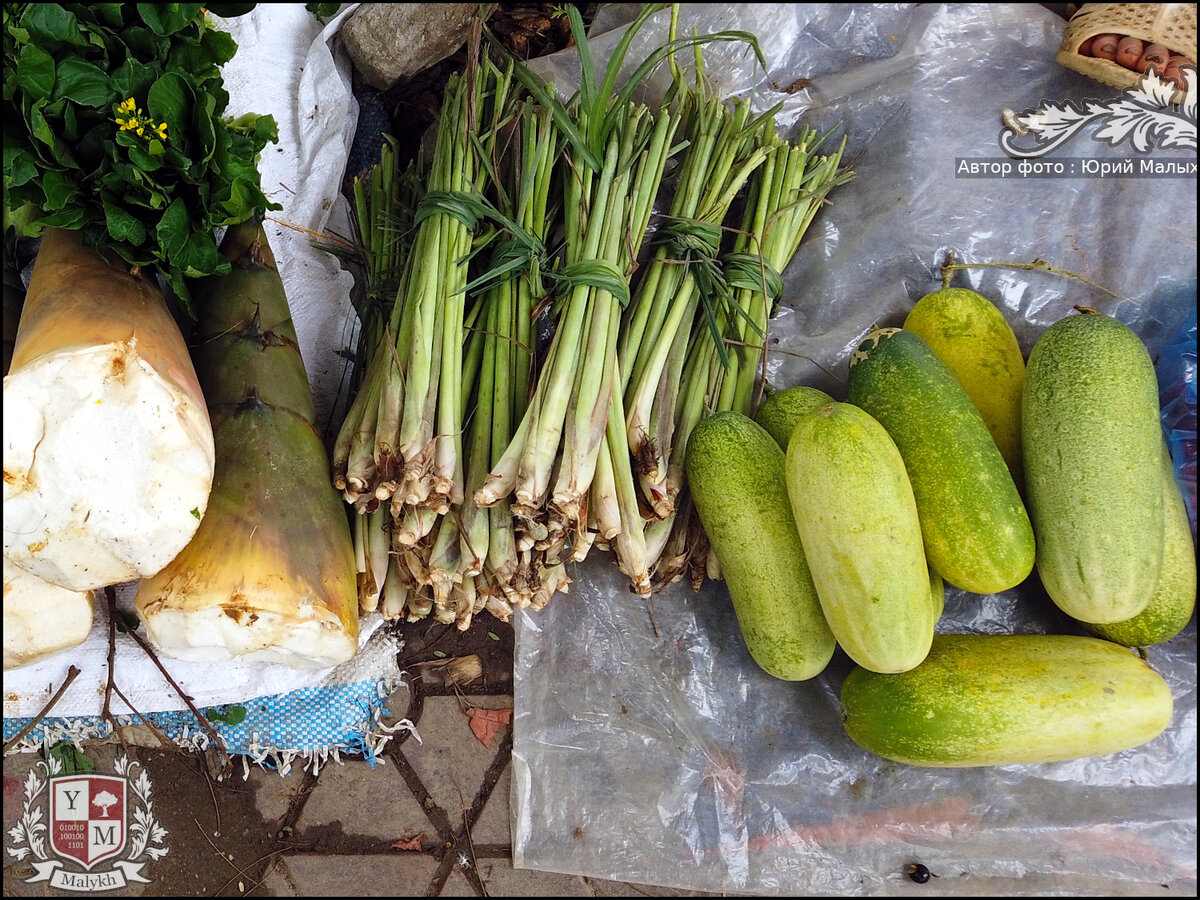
[1116,36,1145,69]
[1138,43,1172,74]
[1091,32,1121,61]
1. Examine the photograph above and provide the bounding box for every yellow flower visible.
[114,97,168,143]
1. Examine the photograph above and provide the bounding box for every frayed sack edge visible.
[1,675,416,780]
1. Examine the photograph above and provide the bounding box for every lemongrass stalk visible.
[427,511,462,610]
[459,280,502,576]
[379,561,410,621]
[603,358,651,596]
[508,135,620,512]
[394,503,439,547]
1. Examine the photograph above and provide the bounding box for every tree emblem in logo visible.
[6,753,169,892]
[999,67,1196,157]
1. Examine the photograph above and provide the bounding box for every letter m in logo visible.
[50,775,127,869]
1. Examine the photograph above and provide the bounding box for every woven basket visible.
[1056,3,1197,90]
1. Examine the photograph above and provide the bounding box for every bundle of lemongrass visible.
[326,4,853,626]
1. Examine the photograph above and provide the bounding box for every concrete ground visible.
[1,615,723,898]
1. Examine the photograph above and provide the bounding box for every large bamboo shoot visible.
[134,221,358,668]
[2,228,215,591]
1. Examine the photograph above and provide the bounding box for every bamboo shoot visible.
[134,221,358,668]
[3,558,94,669]
[2,228,215,591]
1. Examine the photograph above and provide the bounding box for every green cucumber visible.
[1084,445,1196,646]
[685,411,836,681]
[840,633,1174,767]
[903,287,1026,488]
[784,402,937,673]
[1022,312,1164,624]
[753,385,836,450]
[847,327,1035,594]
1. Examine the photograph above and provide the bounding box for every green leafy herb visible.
[49,741,96,774]
[204,704,247,725]
[2,2,278,316]
[305,3,341,23]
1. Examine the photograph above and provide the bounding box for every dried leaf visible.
[391,833,424,851]
[465,706,512,750]
[411,654,483,688]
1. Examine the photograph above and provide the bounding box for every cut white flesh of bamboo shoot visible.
[138,605,357,670]
[3,340,215,591]
[3,559,95,669]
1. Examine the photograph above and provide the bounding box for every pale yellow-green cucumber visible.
[1022,311,1164,624]
[847,327,1034,594]
[685,411,836,681]
[840,633,1174,767]
[1084,445,1196,646]
[785,401,937,674]
[903,287,1026,488]
[754,385,836,450]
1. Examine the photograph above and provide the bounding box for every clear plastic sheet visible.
[511,4,1197,895]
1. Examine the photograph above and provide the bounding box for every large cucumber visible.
[753,385,835,450]
[1022,311,1164,624]
[847,327,1034,594]
[1084,445,1196,646]
[903,287,1027,488]
[840,633,1174,767]
[685,411,836,681]
[784,402,937,673]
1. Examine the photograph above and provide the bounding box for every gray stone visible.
[341,3,493,91]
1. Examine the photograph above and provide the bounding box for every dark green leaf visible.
[5,149,39,188]
[39,168,76,210]
[175,226,222,277]
[110,57,156,99]
[304,3,341,22]
[19,4,89,50]
[118,24,168,61]
[102,192,148,244]
[192,89,216,164]
[88,5,129,29]
[53,57,116,107]
[127,143,163,171]
[136,4,204,37]
[156,197,189,260]
[26,100,55,147]
[205,704,247,726]
[147,71,191,145]
[32,203,85,230]
[49,741,96,775]
[199,27,238,68]
[16,43,55,100]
